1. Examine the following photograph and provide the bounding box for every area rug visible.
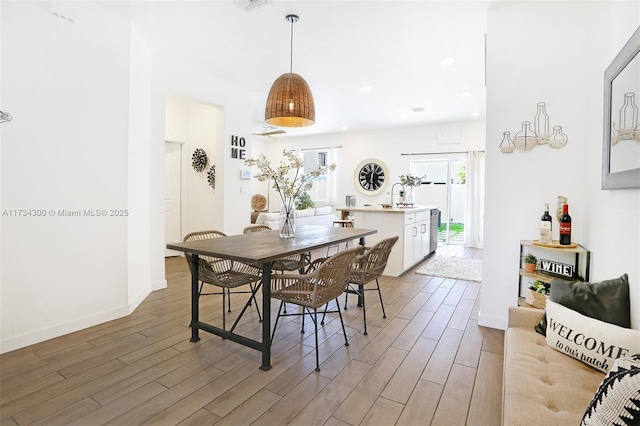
[415,256,482,282]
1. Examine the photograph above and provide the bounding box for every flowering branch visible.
[245,149,336,209]
[399,173,426,188]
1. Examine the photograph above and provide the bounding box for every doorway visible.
[413,158,467,245]
[165,141,182,257]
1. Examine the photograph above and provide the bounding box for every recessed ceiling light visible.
[341,125,349,130]
[398,112,407,117]
[441,57,455,65]
[459,90,472,97]
[360,85,372,92]
[471,112,480,117]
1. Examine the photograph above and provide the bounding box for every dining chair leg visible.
[270,301,285,342]
[229,282,262,333]
[313,307,320,372]
[361,288,368,335]
[375,278,387,319]
[249,283,263,322]
[222,290,227,330]
[335,298,350,347]
[301,307,309,334]
[226,288,232,313]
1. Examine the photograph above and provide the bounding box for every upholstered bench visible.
[502,306,605,425]
[503,273,640,426]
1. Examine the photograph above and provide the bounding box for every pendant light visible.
[265,14,315,127]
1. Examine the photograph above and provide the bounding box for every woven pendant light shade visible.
[265,72,315,127]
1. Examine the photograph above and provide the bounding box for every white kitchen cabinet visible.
[338,206,438,277]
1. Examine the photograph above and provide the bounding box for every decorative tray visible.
[532,240,578,248]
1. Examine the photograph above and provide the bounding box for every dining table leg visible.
[190,254,200,342]
[260,261,273,371]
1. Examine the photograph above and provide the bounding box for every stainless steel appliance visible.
[429,208,440,254]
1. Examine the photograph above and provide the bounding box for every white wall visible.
[0,2,147,352]
[127,25,154,309]
[481,1,640,330]
[153,62,253,238]
[165,97,225,235]
[249,120,485,215]
[0,2,254,352]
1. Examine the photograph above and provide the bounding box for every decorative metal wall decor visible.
[192,148,208,172]
[499,131,515,153]
[0,111,12,124]
[207,165,216,189]
[500,102,568,153]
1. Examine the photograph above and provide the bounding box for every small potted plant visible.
[522,252,537,273]
[526,280,549,309]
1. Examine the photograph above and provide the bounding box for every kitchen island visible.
[337,205,440,276]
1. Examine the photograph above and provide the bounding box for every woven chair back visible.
[243,225,272,233]
[183,230,232,274]
[182,230,261,288]
[309,247,361,307]
[350,236,399,285]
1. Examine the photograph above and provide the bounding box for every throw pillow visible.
[296,208,316,218]
[581,353,640,426]
[534,274,630,336]
[552,274,630,328]
[545,300,640,373]
[314,205,333,216]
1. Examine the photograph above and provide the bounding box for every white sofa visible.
[255,206,337,230]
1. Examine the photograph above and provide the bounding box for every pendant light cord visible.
[289,18,294,73]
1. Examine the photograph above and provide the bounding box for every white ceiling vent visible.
[233,0,271,11]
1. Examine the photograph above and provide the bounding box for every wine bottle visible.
[559,204,572,245]
[540,203,552,243]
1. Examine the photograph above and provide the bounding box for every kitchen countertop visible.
[336,205,439,213]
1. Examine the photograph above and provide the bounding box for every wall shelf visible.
[519,239,590,297]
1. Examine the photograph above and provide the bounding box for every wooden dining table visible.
[166,225,377,371]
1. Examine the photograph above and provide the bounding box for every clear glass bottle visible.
[534,102,549,145]
[619,92,638,140]
[548,126,568,149]
[499,131,515,153]
[514,121,537,151]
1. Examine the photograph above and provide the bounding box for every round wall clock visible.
[192,148,208,172]
[354,158,389,195]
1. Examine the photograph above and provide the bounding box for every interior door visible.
[165,142,182,256]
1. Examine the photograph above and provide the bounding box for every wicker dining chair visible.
[183,230,262,331]
[270,247,361,372]
[242,225,310,273]
[345,236,399,335]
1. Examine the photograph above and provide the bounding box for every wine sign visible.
[539,258,574,279]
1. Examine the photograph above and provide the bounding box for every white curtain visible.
[464,151,485,248]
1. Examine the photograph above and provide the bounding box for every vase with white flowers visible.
[245,150,336,238]
[399,174,426,205]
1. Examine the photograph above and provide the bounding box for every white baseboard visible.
[1,288,154,354]
[477,310,508,330]
[151,279,167,292]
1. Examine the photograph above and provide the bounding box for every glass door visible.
[412,158,467,245]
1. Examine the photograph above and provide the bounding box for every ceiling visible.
[101,0,489,138]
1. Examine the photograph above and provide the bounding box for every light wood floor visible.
[0,245,503,426]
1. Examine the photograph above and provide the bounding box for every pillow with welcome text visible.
[545,300,640,373]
